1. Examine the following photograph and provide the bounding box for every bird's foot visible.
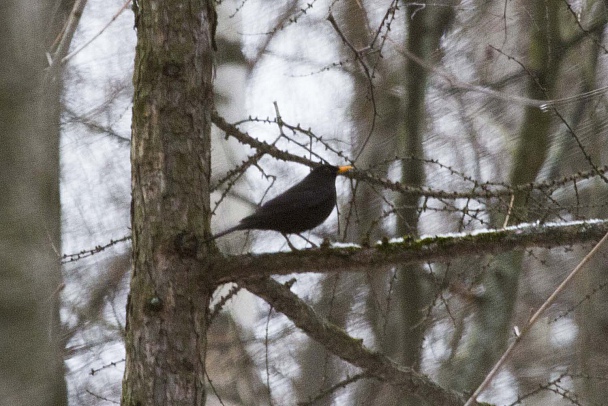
[296,233,318,248]
[282,234,300,251]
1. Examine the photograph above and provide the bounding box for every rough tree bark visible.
[121,0,216,404]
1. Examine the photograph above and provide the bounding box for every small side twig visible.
[205,370,227,406]
[61,235,131,263]
[85,390,119,405]
[265,303,274,406]
[503,194,515,228]
[326,12,378,161]
[90,358,125,375]
[297,373,370,406]
[208,285,242,323]
[62,0,132,64]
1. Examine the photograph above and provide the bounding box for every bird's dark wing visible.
[244,188,327,219]
[266,185,331,210]
[238,187,335,233]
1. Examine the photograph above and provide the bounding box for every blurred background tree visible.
[0,0,78,404]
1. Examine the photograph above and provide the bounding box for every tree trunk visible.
[121,0,216,404]
[443,0,561,392]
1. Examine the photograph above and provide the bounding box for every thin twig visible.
[205,370,227,406]
[327,12,378,162]
[208,285,242,323]
[44,0,88,83]
[297,373,370,406]
[503,194,515,228]
[61,235,131,263]
[90,358,125,375]
[85,389,119,404]
[265,304,274,406]
[390,36,608,108]
[62,0,132,64]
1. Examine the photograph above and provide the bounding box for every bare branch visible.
[240,277,469,406]
[211,111,608,200]
[212,219,608,283]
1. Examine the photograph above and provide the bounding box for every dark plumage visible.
[208,164,353,241]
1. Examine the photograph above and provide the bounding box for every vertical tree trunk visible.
[0,1,67,405]
[397,0,456,365]
[443,0,561,392]
[390,3,455,405]
[121,0,216,404]
[351,3,455,404]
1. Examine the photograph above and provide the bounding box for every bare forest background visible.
[4,0,608,405]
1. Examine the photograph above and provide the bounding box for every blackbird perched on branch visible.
[207,164,353,241]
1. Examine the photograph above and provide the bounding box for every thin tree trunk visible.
[121,0,216,404]
[443,0,561,392]
[0,1,68,405]
[391,3,455,405]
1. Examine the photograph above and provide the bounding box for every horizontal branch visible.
[212,220,608,283]
[211,112,608,200]
[241,277,469,406]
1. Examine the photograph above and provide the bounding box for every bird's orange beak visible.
[337,165,353,174]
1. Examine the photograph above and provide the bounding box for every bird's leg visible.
[296,233,318,248]
[282,234,299,251]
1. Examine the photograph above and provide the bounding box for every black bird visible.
[208,164,353,241]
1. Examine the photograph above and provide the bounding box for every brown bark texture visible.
[121,0,216,404]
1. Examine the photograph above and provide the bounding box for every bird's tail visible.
[204,224,243,243]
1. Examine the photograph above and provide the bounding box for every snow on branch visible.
[212,219,608,283]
